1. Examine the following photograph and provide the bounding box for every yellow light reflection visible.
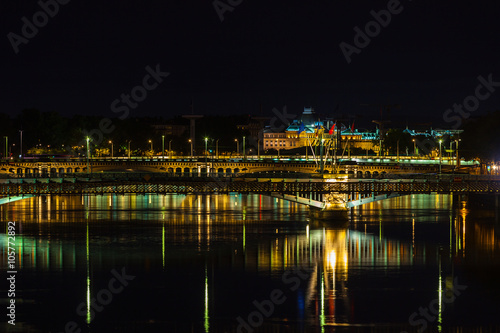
[162,224,165,269]
[327,249,336,270]
[438,257,442,332]
[86,222,91,324]
[242,223,246,252]
[320,271,325,331]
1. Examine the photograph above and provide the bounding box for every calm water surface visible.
[1,193,499,332]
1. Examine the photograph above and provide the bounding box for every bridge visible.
[0,156,477,177]
[1,172,498,210]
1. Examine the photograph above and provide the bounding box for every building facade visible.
[263,107,379,152]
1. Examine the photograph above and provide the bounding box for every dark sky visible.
[1,0,500,128]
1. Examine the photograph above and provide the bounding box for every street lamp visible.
[204,137,208,165]
[276,139,280,158]
[257,139,260,158]
[169,140,172,158]
[127,140,131,159]
[3,136,7,160]
[19,130,23,159]
[189,139,193,157]
[396,140,400,162]
[148,140,153,154]
[243,136,246,160]
[412,139,416,157]
[439,139,443,174]
[216,139,219,159]
[109,140,113,158]
[162,135,165,158]
[234,139,239,157]
[86,137,90,173]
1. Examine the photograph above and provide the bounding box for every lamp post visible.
[109,140,113,158]
[162,135,165,158]
[149,140,153,154]
[19,130,23,159]
[86,137,90,173]
[439,139,442,174]
[189,139,193,157]
[234,139,239,157]
[243,136,246,161]
[396,140,399,162]
[204,137,208,165]
[127,140,131,159]
[169,140,172,158]
[216,139,219,159]
[276,139,280,158]
[257,139,260,158]
[455,139,461,167]
[3,136,7,160]
[412,139,416,157]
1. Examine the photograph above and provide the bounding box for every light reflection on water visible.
[0,193,499,332]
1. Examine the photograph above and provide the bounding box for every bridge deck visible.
[0,174,499,195]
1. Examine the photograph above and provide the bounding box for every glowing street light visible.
[204,137,209,165]
[86,137,90,173]
[243,136,246,160]
[439,139,443,174]
[234,138,239,157]
[162,135,165,158]
[109,140,113,158]
[412,139,416,156]
[148,140,153,153]
[19,130,23,159]
[189,139,193,157]
[169,140,172,158]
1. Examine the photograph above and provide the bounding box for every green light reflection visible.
[204,267,209,332]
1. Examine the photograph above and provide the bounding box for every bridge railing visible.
[1,171,500,183]
[0,172,244,180]
[0,155,479,165]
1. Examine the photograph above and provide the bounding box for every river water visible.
[1,193,499,332]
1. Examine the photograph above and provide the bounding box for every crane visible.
[361,103,401,156]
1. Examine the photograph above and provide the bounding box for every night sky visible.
[1,0,500,128]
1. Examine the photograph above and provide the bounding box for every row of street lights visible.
[104,138,173,158]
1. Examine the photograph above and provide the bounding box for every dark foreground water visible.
[1,193,500,332]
